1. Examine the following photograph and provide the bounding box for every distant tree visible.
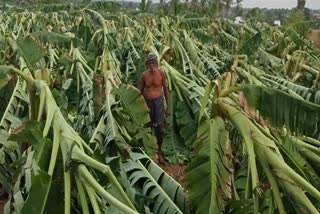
[141,0,146,11]
[246,8,269,23]
[146,0,152,11]
[297,0,306,10]
[0,0,11,10]
[304,8,312,20]
[235,0,243,16]
[208,0,221,16]
[284,10,312,37]
[160,0,164,8]
[284,10,305,26]
[171,0,179,15]
[223,0,232,17]
[191,0,198,9]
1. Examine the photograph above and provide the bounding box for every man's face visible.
[147,60,157,72]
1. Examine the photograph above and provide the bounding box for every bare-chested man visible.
[140,52,169,163]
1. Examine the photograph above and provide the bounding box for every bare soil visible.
[310,29,320,48]
[0,201,5,214]
[0,187,7,214]
[159,163,186,187]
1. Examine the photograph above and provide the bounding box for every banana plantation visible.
[1,4,320,214]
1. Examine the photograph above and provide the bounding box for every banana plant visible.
[184,72,320,213]
[3,67,138,214]
[1,7,320,214]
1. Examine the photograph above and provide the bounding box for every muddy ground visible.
[310,29,320,48]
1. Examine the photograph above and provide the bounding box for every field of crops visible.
[1,5,320,214]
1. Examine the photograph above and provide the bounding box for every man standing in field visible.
[140,52,169,163]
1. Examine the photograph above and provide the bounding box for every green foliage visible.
[0,66,13,90]
[162,92,190,164]
[124,151,186,214]
[31,32,82,48]
[185,116,231,213]
[238,32,263,57]
[16,36,46,71]
[284,10,305,27]
[245,8,269,24]
[115,84,157,154]
[1,7,320,214]
[241,85,320,140]
[20,170,52,214]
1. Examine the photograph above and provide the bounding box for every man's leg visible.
[156,122,165,163]
[145,98,160,162]
[145,98,154,128]
[147,96,166,163]
[155,96,166,164]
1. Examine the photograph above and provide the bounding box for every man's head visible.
[146,52,158,72]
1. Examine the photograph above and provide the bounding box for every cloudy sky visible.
[242,0,320,9]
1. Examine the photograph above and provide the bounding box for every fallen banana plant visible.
[3,67,138,214]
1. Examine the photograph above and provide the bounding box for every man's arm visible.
[140,73,145,95]
[161,71,170,115]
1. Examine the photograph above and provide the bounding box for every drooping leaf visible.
[241,85,320,140]
[162,92,190,164]
[175,100,197,148]
[225,199,254,214]
[8,120,52,170]
[31,31,82,48]
[0,76,28,197]
[90,101,128,152]
[16,36,46,71]
[239,32,263,56]
[185,116,231,214]
[0,65,13,90]
[221,99,320,213]
[260,74,320,104]
[20,170,52,214]
[280,135,320,190]
[116,84,150,126]
[9,121,44,151]
[124,151,186,214]
[115,84,156,154]
[285,27,311,49]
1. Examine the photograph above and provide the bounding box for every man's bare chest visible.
[145,73,162,88]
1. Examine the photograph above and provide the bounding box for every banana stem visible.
[78,165,138,214]
[61,141,71,214]
[64,170,71,214]
[48,123,60,176]
[219,99,320,205]
[75,176,90,214]
[260,160,285,214]
[83,182,101,214]
[11,67,34,85]
[73,151,136,210]
[220,86,241,97]
[298,136,320,147]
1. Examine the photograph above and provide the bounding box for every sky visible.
[242,0,320,9]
